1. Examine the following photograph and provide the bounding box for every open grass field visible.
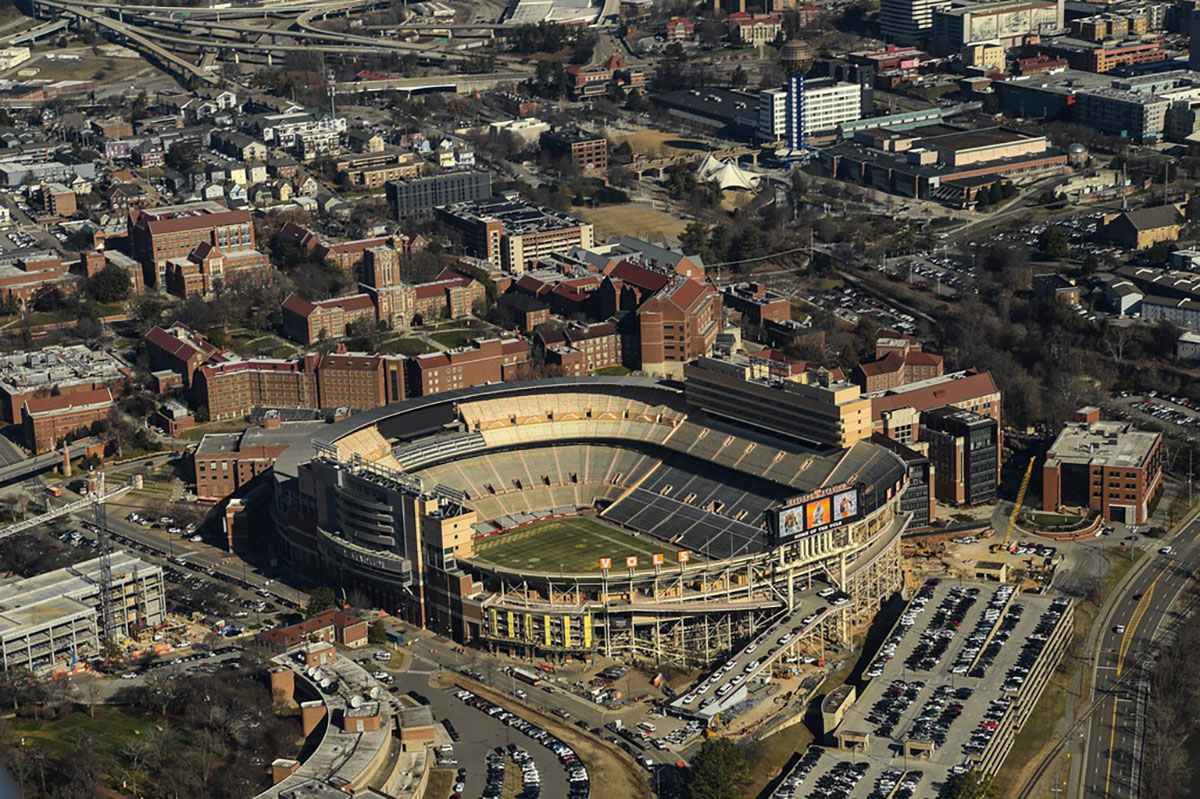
[575,204,687,242]
[472,516,684,573]
[7,706,156,761]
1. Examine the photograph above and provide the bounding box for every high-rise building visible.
[880,0,952,40]
[920,405,999,506]
[1190,7,1200,72]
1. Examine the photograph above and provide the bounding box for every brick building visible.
[0,344,129,425]
[144,324,221,389]
[723,282,791,327]
[281,293,377,345]
[22,387,114,454]
[258,609,368,653]
[0,253,77,307]
[407,338,531,396]
[539,129,609,172]
[497,292,551,332]
[1042,407,1163,525]
[192,415,326,501]
[130,201,266,290]
[852,330,945,393]
[535,321,622,376]
[80,249,144,295]
[665,17,695,41]
[195,357,321,421]
[594,261,721,377]
[193,350,409,421]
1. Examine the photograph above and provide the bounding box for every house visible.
[347,129,385,153]
[1103,205,1185,250]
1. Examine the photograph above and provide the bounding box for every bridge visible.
[7,17,69,44]
[334,70,527,95]
[0,438,100,488]
[35,0,220,84]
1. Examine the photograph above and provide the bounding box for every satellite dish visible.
[369,686,380,700]
[350,695,363,708]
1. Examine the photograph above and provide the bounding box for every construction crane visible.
[991,456,1037,554]
[0,472,140,642]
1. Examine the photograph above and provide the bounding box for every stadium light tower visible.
[780,39,814,165]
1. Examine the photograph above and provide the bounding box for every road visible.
[1081,517,1200,799]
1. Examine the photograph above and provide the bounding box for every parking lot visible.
[800,286,920,334]
[772,581,1071,797]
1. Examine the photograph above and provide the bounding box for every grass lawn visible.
[381,337,434,356]
[594,365,632,376]
[7,706,156,762]
[576,204,687,242]
[472,516,685,573]
[430,329,476,349]
[422,769,456,799]
[746,722,815,798]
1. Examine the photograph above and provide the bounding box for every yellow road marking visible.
[1103,561,1169,797]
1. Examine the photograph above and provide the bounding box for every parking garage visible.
[771,580,1072,798]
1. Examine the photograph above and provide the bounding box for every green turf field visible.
[472,516,686,573]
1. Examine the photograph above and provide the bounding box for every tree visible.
[686,738,750,799]
[89,264,132,303]
[730,65,748,89]
[306,586,336,617]
[30,284,68,312]
[368,619,388,645]
[1039,226,1070,259]
[165,141,199,173]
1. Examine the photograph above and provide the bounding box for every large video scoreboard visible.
[769,483,863,543]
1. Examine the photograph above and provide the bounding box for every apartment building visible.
[386,170,492,221]
[536,321,622,375]
[130,201,263,290]
[539,129,609,172]
[407,338,531,396]
[437,194,595,273]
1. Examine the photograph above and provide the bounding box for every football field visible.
[472,516,686,573]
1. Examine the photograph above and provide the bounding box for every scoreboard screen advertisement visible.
[771,484,862,541]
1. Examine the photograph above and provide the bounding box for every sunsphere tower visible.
[779,39,814,164]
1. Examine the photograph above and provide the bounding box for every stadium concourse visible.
[272,377,911,668]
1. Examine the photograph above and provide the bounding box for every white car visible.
[817,587,836,598]
[1159,546,1174,555]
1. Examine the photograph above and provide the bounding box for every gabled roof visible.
[609,261,670,293]
[24,387,113,416]
[282,293,316,316]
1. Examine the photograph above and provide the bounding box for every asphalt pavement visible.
[395,668,569,799]
[1081,516,1200,799]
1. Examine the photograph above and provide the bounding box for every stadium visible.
[272,377,910,667]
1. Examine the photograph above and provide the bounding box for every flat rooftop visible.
[0,552,159,637]
[775,581,1071,796]
[0,344,127,394]
[922,127,1038,151]
[1046,420,1160,469]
